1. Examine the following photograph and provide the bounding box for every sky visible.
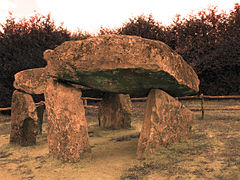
[0,0,239,34]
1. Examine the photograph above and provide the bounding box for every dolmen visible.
[10,34,200,162]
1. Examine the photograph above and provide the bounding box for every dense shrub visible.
[98,14,167,42]
[0,13,90,111]
[168,4,240,95]
[70,29,92,41]
[106,4,240,95]
[117,14,167,42]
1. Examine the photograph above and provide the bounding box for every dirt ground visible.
[0,100,240,180]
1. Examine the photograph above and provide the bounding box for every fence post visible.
[84,99,87,106]
[200,94,205,120]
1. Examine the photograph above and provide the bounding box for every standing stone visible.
[137,89,193,159]
[45,79,91,162]
[98,93,132,129]
[36,101,45,135]
[10,90,38,146]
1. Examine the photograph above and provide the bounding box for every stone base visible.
[137,89,193,159]
[98,93,132,129]
[10,90,38,146]
[45,79,91,162]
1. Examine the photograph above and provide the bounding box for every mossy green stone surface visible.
[51,68,195,97]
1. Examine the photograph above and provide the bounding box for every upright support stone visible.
[10,90,38,146]
[45,79,91,162]
[36,101,45,135]
[98,93,132,129]
[137,89,193,159]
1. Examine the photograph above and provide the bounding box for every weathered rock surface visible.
[98,93,132,129]
[44,34,199,97]
[10,90,38,146]
[137,89,193,159]
[36,101,45,135]
[45,79,91,162]
[13,68,47,94]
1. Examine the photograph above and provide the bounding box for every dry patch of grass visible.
[121,119,240,179]
[0,99,239,179]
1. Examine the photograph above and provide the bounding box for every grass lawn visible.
[0,99,239,180]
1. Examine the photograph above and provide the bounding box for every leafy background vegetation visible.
[0,3,239,110]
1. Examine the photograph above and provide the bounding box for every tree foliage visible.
[0,13,90,110]
[168,4,240,95]
[108,4,240,95]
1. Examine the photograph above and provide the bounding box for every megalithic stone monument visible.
[11,34,200,162]
[42,34,199,161]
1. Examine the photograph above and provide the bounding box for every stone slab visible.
[137,89,194,159]
[98,93,132,129]
[44,79,91,162]
[10,90,38,146]
[13,68,47,94]
[44,35,200,97]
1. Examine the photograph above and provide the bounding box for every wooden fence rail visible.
[177,94,240,119]
[0,107,11,111]
[82,94,240,120]
[1,95,240,120]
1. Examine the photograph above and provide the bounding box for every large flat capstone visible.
[13,68,47,94]
[44,35,199,97]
